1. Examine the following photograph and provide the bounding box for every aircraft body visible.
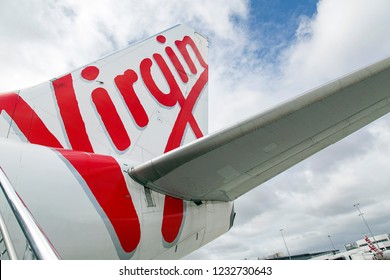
[0,25,390,259]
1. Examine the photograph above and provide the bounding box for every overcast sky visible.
[1,0,390,260]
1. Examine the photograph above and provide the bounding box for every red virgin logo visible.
[1,33,207,154]
[51,34,208,154]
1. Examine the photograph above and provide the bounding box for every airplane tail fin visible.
[0,24,209,162]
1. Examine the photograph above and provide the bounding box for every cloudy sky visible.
[1,0,390,260]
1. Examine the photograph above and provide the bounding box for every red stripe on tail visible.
[0,92,62,148]
[58,150,141,253]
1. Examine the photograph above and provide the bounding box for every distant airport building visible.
[263,250,339,260]
[314,233,390,260]
[263,233,390,260]
[345,233,390,251]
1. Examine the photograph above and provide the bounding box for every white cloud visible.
[0,0,247,90]
[283,0,390,89]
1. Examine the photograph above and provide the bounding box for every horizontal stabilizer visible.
[130,57,390,201]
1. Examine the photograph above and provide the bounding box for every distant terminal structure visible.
[328,233,390,260]
[261,233,390,260]
[263,250,339,260]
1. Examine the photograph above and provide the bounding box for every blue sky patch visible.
[247,0,318,62]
